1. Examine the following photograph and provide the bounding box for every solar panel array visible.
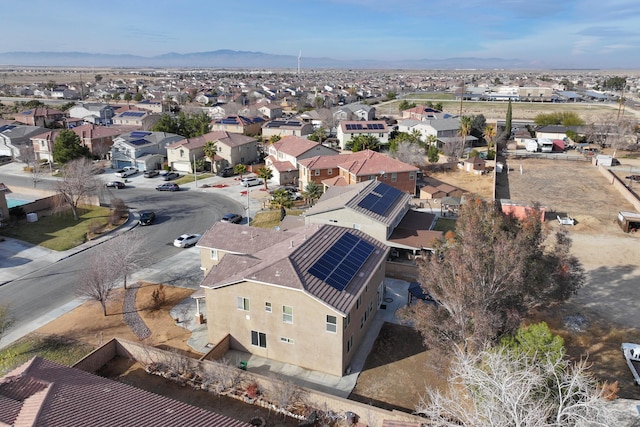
[0,125,16,133]
[345,123,385,131]
[130,131,151,138]
[357,182,403,216]
[308,232,375,292]
[121,111,145,118]
[129,139,149,146]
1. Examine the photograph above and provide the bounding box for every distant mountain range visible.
[0,49,539,70]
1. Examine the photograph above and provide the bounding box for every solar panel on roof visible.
[129,139,149,146]
[357,182,403,216]
[130,131,151,138]
[308,232,375,292]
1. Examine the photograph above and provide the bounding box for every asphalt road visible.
[0,167,245,345]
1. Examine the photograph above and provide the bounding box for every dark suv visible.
[217,167,235,177]
[138,211,156,225]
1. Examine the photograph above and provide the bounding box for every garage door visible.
[172,162,191,173]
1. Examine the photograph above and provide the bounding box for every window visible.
[251,330,266,348]
[369,300,374,313]
[236,297,250,311]
[326,315,337,333]
[329,219,338,223]
[327,168,332,175]
[179,149,184,158]
[391,172,397,182]
[282,305,293,323]
[210,249,218,260]
[314,169,320,176]
[344,313,351,330]
[265,302,272,313]
[409,171,415,181]
[280,337,294,344]
[356,295,362,310]
[352,223,361,230]
[347,335,353,353]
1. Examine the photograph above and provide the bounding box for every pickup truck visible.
[115,167,138,178]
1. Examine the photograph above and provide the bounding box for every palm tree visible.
[302,181,323,206]
[458,116,473,157]
[256,166,273,191]
[203,141,217,173]
[234,163,247,179]
[483,124,497,151]
[270,188,294,210]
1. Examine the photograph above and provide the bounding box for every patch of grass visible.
[433,217,457,233]
[250,209,303,229]
[405,93,456,100]
[0,205,116,251]
[175,173,214,185]
[0,333,94,376]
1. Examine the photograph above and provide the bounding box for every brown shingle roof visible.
[0,357,250,427]
[269,135,323,157]
[298,150,418,176]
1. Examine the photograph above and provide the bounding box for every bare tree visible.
[0,304,15,342]
[390,141,426,167]
[77,253,118,316]
[442,137,466,162]
[101,229,148,290]
[316,107,339,135]
[18,145,43,188]
[55,157,99,220]
[416,347,615,427]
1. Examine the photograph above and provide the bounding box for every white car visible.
[173,233,201,248]
[240,177,263,187]
[115,167,138,178]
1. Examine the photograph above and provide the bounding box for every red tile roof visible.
[0,357,250,427]
[299,150,418,176]
[269,135,325,157]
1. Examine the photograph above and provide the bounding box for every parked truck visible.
[525,139,539,152]
[538,138,553,153]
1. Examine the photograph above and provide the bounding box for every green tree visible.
[24,100,44,109]
[203,141,218,173]
[505,99,513,141]
[53,129,90,164]
[268,135,281,144]
[256,166,273,190]
[94,74,103,83]
[458,115,473,156]
[234,163,247,179]
[270,188,294,210]
[602,76,626,91]
[427,144,440,163]
[151,111,211,138]
[385,91,397,100]
[313,96,325,109]
[302,181,323,205]
[152,113,180,134]
[308,127,327,143]
[534,111,585,127]
[434,102,443,111]
[349,135,380,152]
[59,102,76,112]
[483,124,497,149]
[123,92,132,103]
[398,100,416,112]
[133,92,144,102]
[500,322,565,362]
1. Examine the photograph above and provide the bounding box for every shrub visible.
[88,220,102,235]
[150,285,166,310]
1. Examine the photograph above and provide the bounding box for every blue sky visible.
[2,0,640,69]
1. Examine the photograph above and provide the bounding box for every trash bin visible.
[238,361,247,370]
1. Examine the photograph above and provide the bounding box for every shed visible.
[617,211,640,233]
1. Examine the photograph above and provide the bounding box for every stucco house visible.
[111,109,159,130]
[110,131,182,171]
[70,123,133,158]
[333,104,375,122]
[14,108,64,127]
[303,180,441,256]
[0,125,47,158]
[258,103,283,120]
[197,222,388,377]
[210,115,265,136]
[261,119,314,139]
[336,120,390,150]
[265,136,338,186]
[298,150,419,194]
[401,105,451,121]
[68,103,116,125]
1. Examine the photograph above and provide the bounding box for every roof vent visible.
[275,270,281,277]
[289,240,294,248]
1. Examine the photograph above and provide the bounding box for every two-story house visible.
[110,131,182,171]
[257,103,283,120]
[31,130,60,162]
[210,115,265,136]
[298,150,419,194]
[261,119,314,139]
[14,108,64,128]
[0,125,47,158]
[336,121,390,150]
[70,123,134,158]
[333,104,376,122]
[401,105,451,121]
[265,136,338,186]
[197,222,388,377]
[397,117,477,149]
[111,109,159,130]
[68,103,116,125]
[304,180,442,259]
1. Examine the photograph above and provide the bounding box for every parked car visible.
[240,177,263,187]
[173,233,201,248]
[105,181,125,189]
[156,183,180,191]
[115,168,138,178]
[138,211,156,226]
[283,186,303,200]
[221,213,242,224]
[217,166,235,177]
[143,170,160,178]
[163,171,180,181]
[626,175,640,182]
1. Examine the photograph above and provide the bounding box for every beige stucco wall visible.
[305,209,389,242]
[199,248,233,275]
[204,259,385,377]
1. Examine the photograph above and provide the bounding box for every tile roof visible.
[0,357,250,427]
[197,221,298,254]
[387,210,442,250]
[200,224,387,315]
[298,150,418,176]
[269,135,325,157]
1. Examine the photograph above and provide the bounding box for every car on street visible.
[144,170,160,178]
[173,233,201,248]
[156,183,180,191]
[217,166,236,177]
[138,211,156,225]
[105,181,126,189]
[240,176,263,187]
[163,171,180,181]
[626,175,640,182]
[115,167,138,178]
[221,213,242,224]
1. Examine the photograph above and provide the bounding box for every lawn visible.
[433,217,456,233]
[175,172,214,185]
[0,334,94,376]
[250,209,303,229]
[0,205,118,251]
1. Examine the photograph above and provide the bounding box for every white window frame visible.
[391,172,397,182]
[280,337,294,344]
[314,169,320,176]
[265,302,272,313]
[236,296,250,311]
[326,315,337,333]
[210,249,218,260]
[282,305,293,324]
[251,330,266,348]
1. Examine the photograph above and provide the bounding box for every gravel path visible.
[123,283,151,339]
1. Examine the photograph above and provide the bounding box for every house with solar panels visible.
[13,107,64,128]
[112,109,160,130]
[303,180,441,259]
[333,103,376,122]
[110,131,183,171]
[261,119,314,139]
[197,222,388,376]
[336,120,390,150]
[210,115,265,136]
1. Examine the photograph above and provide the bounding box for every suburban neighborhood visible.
[0,63,639,426]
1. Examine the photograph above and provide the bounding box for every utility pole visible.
[246,186,250,225]
[459,79,464,117]
[193,153,197,188]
